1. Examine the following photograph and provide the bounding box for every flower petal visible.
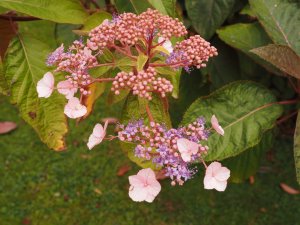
[57,80,77,99]
[214,180,227,192]
[177,138,189,153]
[211,115,224,136]
[64,97,87,119]
[137,168,156,183]
[204,175,218,190]
[36,72,54,98]
[215,166,230,181]
[87,134,101,150]
[128,175,145,188]
[129,186,148,202]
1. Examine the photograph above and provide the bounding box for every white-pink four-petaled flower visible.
[87,121,109,150]
[177,138,199,162]
[204,162,230,192]
[211,115,224,136]
[64,97,87,119]
[128,168,161,203]
[36,72,55,98]
[57,80,77,99]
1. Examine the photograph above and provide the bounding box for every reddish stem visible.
[145,104,154,122]
[277,110,298,125]
[88,62,115,69]
[150,60,189,68]
[93,78,115,82]
[0,14,40,21]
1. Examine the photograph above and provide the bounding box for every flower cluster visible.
[88,8,187,51]
[117,117,209,185]
[167,35,218,69]
[111,67,173,100]
[47,40,97,95]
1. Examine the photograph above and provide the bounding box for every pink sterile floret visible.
[204,162,230,192]
[87,121,109,150]
[36,72,55,98]
[128,168,161,203]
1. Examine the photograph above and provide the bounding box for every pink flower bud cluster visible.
[88,8,187,51]
[88,13,139,50]
[118,117,209,184]
[168,35,218,69]
[111,67,173,100]
[47,40,98,95]
[137,8,187,39]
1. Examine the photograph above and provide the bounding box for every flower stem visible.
[145,103,154,122]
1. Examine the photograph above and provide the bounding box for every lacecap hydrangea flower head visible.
[36,8,229,203]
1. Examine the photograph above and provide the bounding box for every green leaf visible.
[155,66,181,98]
[120,92,171,169]
[249,0,300,55]
[19,20,57,49]
[223,129,274,183]
[0,59,9,95]
[0,6,8,14]
[114,0,176,16]
[0,0,88,24]
[251,44,300,79]
[239,4,256,17]
[107,89,130,105]
[185,0,236,39]
[55,23,80,47]
[89,66,112,78]
[181,81,283,161]
[115,57,134,72]
[161,0,177,17]
[4,35,67,150]
[136,53,148,71]
[121,93,171,126]
[73,11,112,35]
[209,38,241,89]
[114,0,153,14]
[217,22,283,76]
[294,110,300,185]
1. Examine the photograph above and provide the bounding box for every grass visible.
[0,96,300,225]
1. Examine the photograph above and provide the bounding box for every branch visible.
[0,14,40,21]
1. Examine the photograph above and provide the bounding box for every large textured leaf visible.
[251,44,300,79]
[19,20,57,49]
[217,22,283,76]
[250,0,300,55]
[223,129,274,183]
[294,111,300,185]
[55,24,80,47]
[4,35,67,150]
[185,0,236,39]
[120,93,171,169]
[209,38,241,89]
[114,0,153,14]
[0,60,9,95]
[0,0,88,24]
[114,0,176,16]
[121,93,171,126]
[181,81,283,161]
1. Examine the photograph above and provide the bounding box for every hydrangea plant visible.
[36,9,229,202]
